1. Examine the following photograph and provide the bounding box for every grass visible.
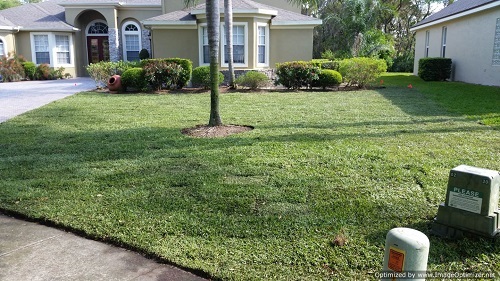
[0,73,499,280]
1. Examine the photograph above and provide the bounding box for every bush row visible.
[275,57,386,89]
[0,53,70,82]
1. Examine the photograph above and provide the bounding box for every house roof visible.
[143,0,321,27]
[58,0,161,7]
[412,0,499,30]
[0,0,76,32]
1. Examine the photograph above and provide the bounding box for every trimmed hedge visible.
[235,71,270,90]
[338,57,387,88]
[418,57,452,81]
[22,61,36,80]
[121,67,148,92]
[191,66,224,89]
[141,58,192,88]
[312,69,342,89]
[275,61,319,90]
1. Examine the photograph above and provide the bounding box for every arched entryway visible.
[86,20,110,64]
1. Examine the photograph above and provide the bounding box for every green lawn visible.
[0,74,499,280]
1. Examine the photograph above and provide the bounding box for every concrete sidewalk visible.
[0,214,207,281]
[0,79,208,281]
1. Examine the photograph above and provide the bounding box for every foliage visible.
[311,69,342,89]
[142,60,183,91]
[418,57,452,81]
[121,67,149,92]
[338,57,387,88]
[22,61,36,80]
[275,61,319,90]
[234,71,270,90]
[139,49,150,60]
[313,0,448,69]
[51,67,65,80]
[0,76,498,280]
[0,0,20,10]
[389,54,415,72]
[0,53,25,82]
[141,58,192,89]
[86,61,138,88]
[35,63,52,80]
[191,66,224,89]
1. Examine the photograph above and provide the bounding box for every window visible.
[201,25,209,64]
[56,35,70,64]
[31,33,73,66]
[441,26,447,57]
[34,35,50,64]
[122,22,141,61]
[0,38,5,57]
[425,30,430,58]
[221,23,247,66]
[257,23,269,67]
[88,21,109,35]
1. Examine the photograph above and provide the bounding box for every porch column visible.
[108,27,120,61]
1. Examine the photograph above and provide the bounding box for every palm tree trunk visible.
[207,0,223,126]
[224,0,235,88]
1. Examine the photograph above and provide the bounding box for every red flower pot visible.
[108,75,122,93]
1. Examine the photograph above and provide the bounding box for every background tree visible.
[0,0,21,10]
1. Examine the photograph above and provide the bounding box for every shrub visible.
[51,67,65,80]
[338,57,387,88]
[320,60,341,71]
[139,49,150,60]
[22,61,36,80]
[86,61,138,88]
[418,57,452,81]
[142,58,192,88]
[35,64,52,80]
[275,61,319,90]
[191,66,224,89]
[312,69,343,89]
[121,67,149,92]
[142,60,183,90]
[235,71,270,90]
[389,55,414,72]
[0,53,25,82]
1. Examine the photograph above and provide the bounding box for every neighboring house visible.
[411,0,500,86]
[0,0,321,78]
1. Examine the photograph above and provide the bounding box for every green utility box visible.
[432,165,500,239]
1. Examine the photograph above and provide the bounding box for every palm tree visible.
[224,0,235,88]
[185,0,222,126]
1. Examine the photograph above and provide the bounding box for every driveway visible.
[0,78,96,123]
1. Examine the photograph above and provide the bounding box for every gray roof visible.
[144,0,321,25]
[59,0,161,6]
[0,0,75,31]
[413,0,498,28]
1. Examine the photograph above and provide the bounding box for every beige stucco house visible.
[411,0,500,86]
[0,0,321,78]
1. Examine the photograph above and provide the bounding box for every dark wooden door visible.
[87,36,110,63]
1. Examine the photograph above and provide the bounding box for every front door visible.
[87,36,110,63]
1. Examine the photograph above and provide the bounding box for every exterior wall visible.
[162,0,300,14]
[413,8,500,86]
[0,32,15,56]
[151,28,199,65]
[14,31,32,62]
[269,28,313,67]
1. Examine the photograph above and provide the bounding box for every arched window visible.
[122,21,141,61]
[87,21,108,35]
[0,38,5,57]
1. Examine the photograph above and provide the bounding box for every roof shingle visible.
[413,0,498,28]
